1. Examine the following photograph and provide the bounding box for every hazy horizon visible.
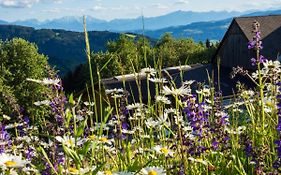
[1,0,281,22]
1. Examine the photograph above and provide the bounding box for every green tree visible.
[0,38,51,118]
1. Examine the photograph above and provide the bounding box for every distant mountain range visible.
[136,9,281,42]
[0,10,246,32]
[1,9,281,76]
[0,9,280,42]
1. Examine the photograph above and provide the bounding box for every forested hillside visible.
[0,25,121,75]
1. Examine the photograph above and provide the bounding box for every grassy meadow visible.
[0,19,281,175]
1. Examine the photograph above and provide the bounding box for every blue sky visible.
[1,0,281,21]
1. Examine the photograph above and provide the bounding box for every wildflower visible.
[182,80,195,86]
[225,126,246,135]
[155,96,171,104]
[3,115,11,120]
[64,167,90,174]
[105,88,124,95]
[174,115,184,126]
[153,145,174,157]
[34,100,50,106]
[247,21,263,50]
[188,157,208,166]
[251,69,267,79]
[164,108,176,114]
[162,85,191,96]
[83,101,95,106]
[274,82,281,171]
[140,67,157,76]
[42,78,61,86]
[149,77,168,83]
[139,167,166,175]
[0,125,10,153]
[55,135,84,147]
[196,87,211,97]
[262,60,281,73]
[156,113,170,128]
[145,118,159,128]
[114,172,134,175]
[126,103,144,110]
[0,153,28,169]
[97,136,113,145]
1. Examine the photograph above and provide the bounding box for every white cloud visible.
[174,0,189,5]
[150,3,168,10]
[91,5,106,10]
[0,0,62,8]
[42,7,85,14]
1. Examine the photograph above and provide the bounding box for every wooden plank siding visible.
[219,21,254,69]
[214,15,281,70]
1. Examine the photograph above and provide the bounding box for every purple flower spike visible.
[251,58,257,66]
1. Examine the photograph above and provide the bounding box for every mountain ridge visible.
[0,10,246,32]
[137,9,281,42]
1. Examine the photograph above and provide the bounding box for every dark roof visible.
[234,15,281,40]
[212,14,281,63]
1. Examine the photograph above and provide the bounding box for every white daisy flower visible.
[139,167,166,175]
[97,170,131,175]
[174,115,184,125]
[0,153,28,169]
[155,96,171,104]
[97,136,114,145]
[157,112,170,128]
[55,135,84,147]
[153,145,174,157]
[42,78,61,86]
[140,67,157,76]
[126,103,144,110]
[3,115,11,120]
[105,88,124,95]
[34,100,50,106]
[196,87,211,97]
[97,170,113,175]
[5,123,24,129]
[145,118,159,128]
[164,108,176,114]
[182,80,195,86]
[83,101,95,106]
[64,167,90,174]
[188,157,208,166]
[162,85,191,96]
[241,90,255,97]
[263,60,281,71]
[149,77,168,83]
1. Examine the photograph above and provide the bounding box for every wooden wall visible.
[218,21,255,70]
[218,21,281,70]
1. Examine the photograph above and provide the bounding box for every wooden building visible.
[213,15,281,70]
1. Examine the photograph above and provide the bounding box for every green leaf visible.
[92,162,106,175]
[38,146,58,175]
[62,145,82,166]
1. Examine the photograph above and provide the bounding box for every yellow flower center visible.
[88,135,96,140]
[148,170,158,175]
[160,147,169,155]
[67,139,74,145]
[99,137,108,142]
[104,170,112,175]
[68,167,79,173]
[4,161,17,167]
